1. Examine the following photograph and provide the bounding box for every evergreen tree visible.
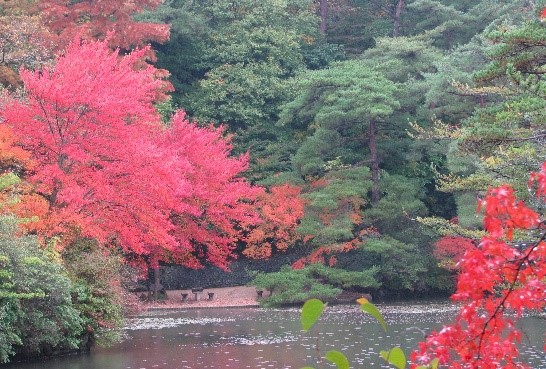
[439,7,546,202]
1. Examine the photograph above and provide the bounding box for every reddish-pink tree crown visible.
[2,38,261,269]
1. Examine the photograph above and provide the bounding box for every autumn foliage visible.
[433,236,476,271]
[0,3,53,87]
[38,0,169,51]
[292,239,363,270]
[243,184,305,259]
[1,38,262,270]
[413,171,546,368]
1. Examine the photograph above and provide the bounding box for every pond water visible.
[5,300,546,369]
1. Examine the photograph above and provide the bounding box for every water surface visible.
[5,300,546,369]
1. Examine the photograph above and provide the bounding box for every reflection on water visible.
[4,300,545,369]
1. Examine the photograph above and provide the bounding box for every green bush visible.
[0,216,84,362]
[62,238,126,347]
[359,237,429,293]
[250,263,380,307]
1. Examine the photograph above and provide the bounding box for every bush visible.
[249,263,380,307]
[358,237,432,294]
[0,216,83,362]
[62,238,126,347]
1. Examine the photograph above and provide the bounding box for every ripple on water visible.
[125,317,236,330]
[207,334,300,347]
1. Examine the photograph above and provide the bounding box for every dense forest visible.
[1,0,546,367]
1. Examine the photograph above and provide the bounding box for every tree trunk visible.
[392,0,405,37]
[369,119,380,204]
[152,266,161,302]
[319,0,328,35]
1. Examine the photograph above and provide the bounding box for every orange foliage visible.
[292,239,362,269]
[0,66,22,88]
[0,125,33,170]
[243,184,306,259]
[309,177,329,189]
[7,194,50,234]
[0,125,47,236]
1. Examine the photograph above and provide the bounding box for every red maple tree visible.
[1,37,260,270]
[413,172,546,368]
[37,0,169,52]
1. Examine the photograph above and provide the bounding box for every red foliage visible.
[2,38,260,269]
[243,184,305,259]
[33,1,173,99]
[37,0,169,51]
[412,167,546,369]
[156,112,262,269]
[433,236,476,271]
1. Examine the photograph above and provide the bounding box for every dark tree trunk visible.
[369,119,380,204]
[393,0,405,37]
[319,0,328,35]
[152,266,161,301]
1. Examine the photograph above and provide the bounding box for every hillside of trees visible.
[1,0,545,367]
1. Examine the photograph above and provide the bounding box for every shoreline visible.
[134,285,266,311]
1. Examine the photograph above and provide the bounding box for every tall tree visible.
[318,0,328,34]
[186,0,318,129]
[1,38,261,271]
[276,60,434,286]
[134,0,209,97]
[365,0,408,37]
[279,60,399,203]
[427,5,546,213]
[400,0,519,49]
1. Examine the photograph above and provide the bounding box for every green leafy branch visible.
[299,298,439,369]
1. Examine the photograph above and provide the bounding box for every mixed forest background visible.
[1,0,546,367]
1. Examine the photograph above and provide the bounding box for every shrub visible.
[62,238,126,347]
[250,263,380,307]
[0,216,83,362]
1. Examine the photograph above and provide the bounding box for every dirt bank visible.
[136,286,270,310]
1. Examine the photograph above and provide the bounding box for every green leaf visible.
[301,298,326,332]
[325,350,350,369]
[358,299,387,332]
[380,347,406,369]
[414,358,440,369]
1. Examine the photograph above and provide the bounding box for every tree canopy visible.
[2,38,261,269]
